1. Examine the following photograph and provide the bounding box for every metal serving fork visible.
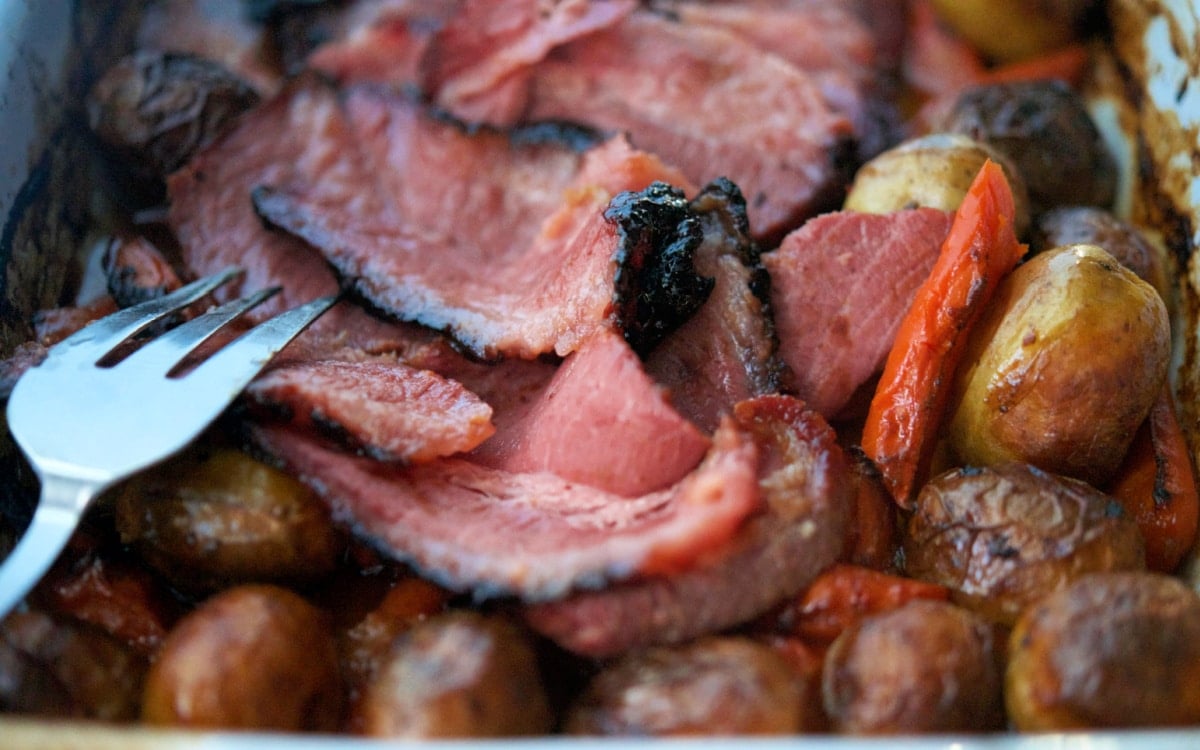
[0,267,336,619]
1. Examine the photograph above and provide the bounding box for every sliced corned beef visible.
[248,416,762,601]
[523,394,848,657]
[308,0,459,86]
[166,77,408,352]
[520,9,854,241]
[252,85,708,359]
[645,179,789,433]
[422,0,636,123]
[763,208,952,419]
[469,330,709,497]
[245,357,495,463]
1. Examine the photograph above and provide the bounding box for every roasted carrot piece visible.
[781,564,950,646]
[861,160,1026,508]
[1107,386,1200,573]
[981,43,1090,87]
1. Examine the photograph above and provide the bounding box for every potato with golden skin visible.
[947,244,1170,487]
[904,464,1145,625]
[821,600,1004,734]
[353,611,552,738]
[1007,572,1200,729]
[114,448,344,591]
[930,0,1097,63]
[843,133,1031,237]
[566,637,810,736]
[142,585,343,730]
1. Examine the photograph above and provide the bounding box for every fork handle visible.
[0,474,99,620]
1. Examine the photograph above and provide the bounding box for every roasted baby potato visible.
[822,600,1004,734]
[1,610,146,721]
[904,464,1145,625]
[353,610,551,738]
[1031,206,1168,296]
[87,51,259,183]
[843,133,1030,237]
[142,584,343,730]
[566,637,810,735]
[1006,572,1200,729]
[114,448,343,591]
[930,0,1097,63]
[942,80,1116,212]
[946,244,1170,486]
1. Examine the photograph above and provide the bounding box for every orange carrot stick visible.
[981,43,1090,87]
[1107,386,1200,573]
[861,160,1026,508]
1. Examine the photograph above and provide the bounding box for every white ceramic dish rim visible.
[2,1,1200,747]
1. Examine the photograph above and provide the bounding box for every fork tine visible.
[48,266,242,365]
[113,286,281,375]
[182,293,340,394]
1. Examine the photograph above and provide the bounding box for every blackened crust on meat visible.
[607,182,711,356]
[508,120,606,152]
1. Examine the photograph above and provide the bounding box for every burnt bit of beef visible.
[87,51,260,188]
[607,182,711,356]
[644,178,791,432]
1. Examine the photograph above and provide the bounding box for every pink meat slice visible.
[470,330,710,497]
[763,208,953,419]
[423,0,637,123]
[523,10,854,241]
[249,417,762,601]
[246,357,495,463]
[166,78,407,352]
[523,394,849,657]
[251,85,699,359]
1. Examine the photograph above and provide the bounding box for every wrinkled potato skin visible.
[947,244,1170,486]
[843,133,1030,237]
[1,611,146,721]
[566,637,808,736]
[930,0,1096,63]
[822,600,1004,734]
[1007,572,1200,729]
[354,611,552,738]
[942,80,1116,212]
[114,448,343,591]
[904,464,1145,625]
[1031,206,1168,298]
[142,585,343,730]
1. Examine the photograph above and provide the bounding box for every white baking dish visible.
[1,1,1200,747]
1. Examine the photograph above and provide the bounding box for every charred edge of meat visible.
[509,121,607,153]
[608,182,711,357]
[692,178,793,394]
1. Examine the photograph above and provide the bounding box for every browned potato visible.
[114,447,344,591]
[566,637,809,735]
[142,584,343,730]
[941,80,1117,213]
[1031,206,1168,297]
[904,464,1145,625]
[822,599,1004,734]
[843,133,1031,237]
[930,0,1096,63]
[353,610,552,738]
[87,51,259,182]
[1007,572,1200,729]
[946,244,1170,486]
[1,610,146,721]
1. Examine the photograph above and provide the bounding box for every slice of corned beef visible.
[763,208,953,419]
[248,416,762,601]
[308,0,458,86]
[469,330,709,497]
[523,394,848,657]
[245,356,495,463]
[521,9,854,241]
[166,77,408,352]
[422,0,637,123]
[252,85,709,359]
[644,179,790,433]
